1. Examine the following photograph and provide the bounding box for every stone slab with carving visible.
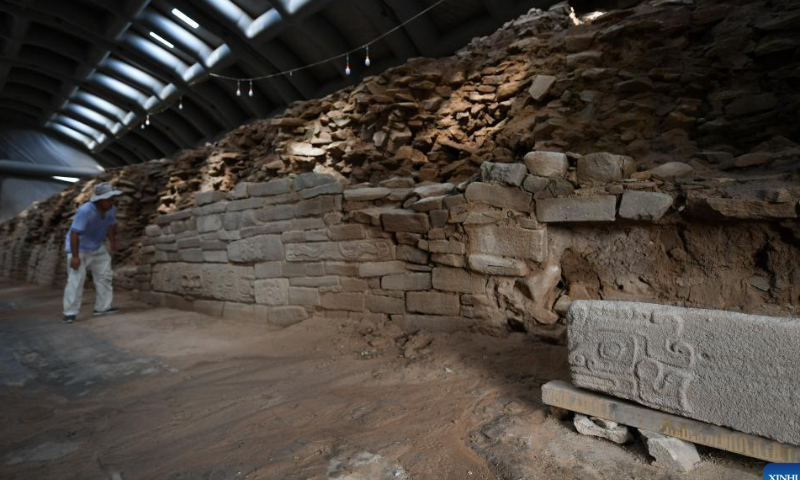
[285,240,394,262]
[567,300,800,445]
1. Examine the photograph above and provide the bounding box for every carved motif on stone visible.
[286,244,325,261]
[569,310,696,413]
[339,240,391,260]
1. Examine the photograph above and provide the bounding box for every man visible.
[62,182,122,324]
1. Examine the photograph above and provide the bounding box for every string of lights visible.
[140,0,448,129]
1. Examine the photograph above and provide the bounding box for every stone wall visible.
[130,155,800,332]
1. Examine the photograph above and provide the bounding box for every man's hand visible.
[109,242,117,255]
[70,256,81,270]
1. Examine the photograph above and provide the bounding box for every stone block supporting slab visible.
[573,414,632,444]
[639,429,701,473]
[542,381,800,463]
[567,300,800,445]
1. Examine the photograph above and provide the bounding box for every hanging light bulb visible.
[364,45,371,67]
[140,122,145,129]
[145,114,150,126]
[248,80,254,97]
[345,53,351,75]
[179,96,184,110]
[289,70,293,77]
[236,80,241,97]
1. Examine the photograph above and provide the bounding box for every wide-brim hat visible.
[91,182,123,202]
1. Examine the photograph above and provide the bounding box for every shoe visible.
[93,307,119,316]
[63,315,76,324]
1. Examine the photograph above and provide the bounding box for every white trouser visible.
[63,246,113,316]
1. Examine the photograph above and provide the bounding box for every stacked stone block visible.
[134,152,797,331]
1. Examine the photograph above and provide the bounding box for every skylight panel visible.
[52,176,80,183]
[124,33,189,76]
[149,31,175,49]
[143,12,214,64]
[172,8,199,29]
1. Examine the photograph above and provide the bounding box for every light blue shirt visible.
[65,202,116,253]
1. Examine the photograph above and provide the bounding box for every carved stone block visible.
[285,240,394,262]
[227,235,284,263]
[568,300,800,445]
[254,279,289,306]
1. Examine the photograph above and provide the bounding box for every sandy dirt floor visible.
[0,281,767,480]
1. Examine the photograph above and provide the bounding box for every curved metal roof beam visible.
[283,0,331,17]
[49,123,94,149]
[245,41,316,99]
[95,149,128,167]
[153,84,216,138]
[5,68,63,96]
[136,124,179,155]
[381,0,440,57]
[148,109,201,147]
[204,0,253,32]
[101,57,167,97]
[22,23,93,64]
[245,8,283,40]
[0,92,56,122]
[171,0,308,103]
[193,81,249,127]
[70,86,194,153]
[64,103,117,132]
[107,46,235,128]
[114,134,159,161]
[290,14,350,81]
[50,115,103,140]
[0,103,46,124]
[89,72,151,108]
[110,134,156,163]
[71,91,129,123]
[205,43,232,70]
[169,96,220,139]
[3,81,57,102]
[352,0,418,60]
[101,142,137,166]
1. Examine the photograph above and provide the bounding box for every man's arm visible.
[70,230,81,270]
[107,225,117,254]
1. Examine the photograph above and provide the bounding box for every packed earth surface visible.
[0,283,767,480]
